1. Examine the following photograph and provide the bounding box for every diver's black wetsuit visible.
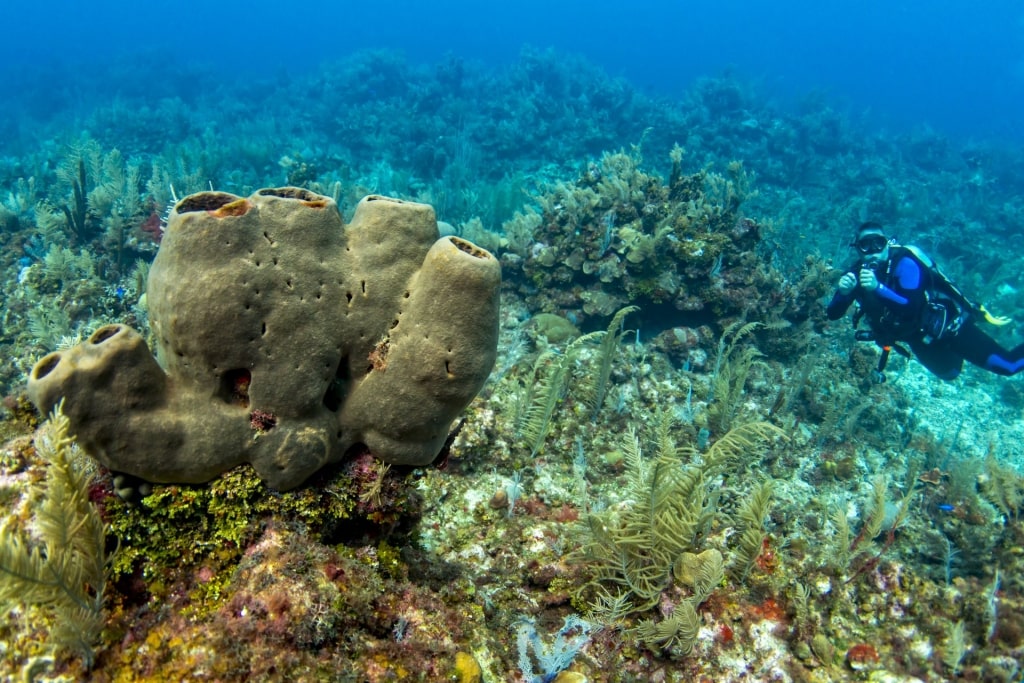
[827,247,1024,380]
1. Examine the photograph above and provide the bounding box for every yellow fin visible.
[980,306,1012,326]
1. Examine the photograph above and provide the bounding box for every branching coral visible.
[707,320,766,434]
[515,305,638,455]
[569,412,783,656]
[0,404,108,671]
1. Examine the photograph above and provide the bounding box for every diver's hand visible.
[837,272,857,295]
[859,268,879,292]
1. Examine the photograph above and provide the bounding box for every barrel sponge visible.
[26,187,501,490]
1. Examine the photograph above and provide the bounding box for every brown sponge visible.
[27,188,501,490]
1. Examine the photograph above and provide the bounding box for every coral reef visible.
[26,189,501,490]
[501,149,831,366]
[2,47,1024,683]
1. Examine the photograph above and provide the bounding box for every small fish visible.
[115,286,126,301]
[936,503,956,513]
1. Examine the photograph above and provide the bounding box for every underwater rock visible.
[527,313,580,344]
[27,188,501,490]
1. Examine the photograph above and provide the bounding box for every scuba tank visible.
[901,244,1010,330]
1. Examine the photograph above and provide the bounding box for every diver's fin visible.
[979,305,1012,326]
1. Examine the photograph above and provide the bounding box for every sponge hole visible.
[89,325,122,344]
[176,191,242,214]
[219,368,252,407]
[32,353,62,380]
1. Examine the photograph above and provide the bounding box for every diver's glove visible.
[859,268,879,292]
[838,272,857,295]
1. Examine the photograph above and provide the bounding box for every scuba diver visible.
[826,221,1024,382]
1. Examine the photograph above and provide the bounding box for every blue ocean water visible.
[2,0,1023,141]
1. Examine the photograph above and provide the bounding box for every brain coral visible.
[27,188,501,490]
